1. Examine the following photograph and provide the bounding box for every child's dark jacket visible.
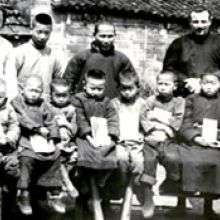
[179,92,220,194]
[180,92,220,143]
[11,95,59,161]
[73,92,119,169]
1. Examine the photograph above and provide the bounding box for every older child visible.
[112,71,145,182]
[140,71,185,218]
[179,71,220,216]
[74,69,119,200]
[12,75,65,215]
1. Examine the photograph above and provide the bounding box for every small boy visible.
[179,71,220,217]
[73,69,119,196]
[49,78,77,162]
[0,78,20,189]
[112,71,145,182]
[12,75,65,215]
[140,71,185,218]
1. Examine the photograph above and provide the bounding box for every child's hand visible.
[55,115,68,126]
[0,135,7,145]
[194,136,209,147]
[147,111,156,120]
[86,135,100,148]
[39,127,49,138]
[145,131,167,142]
[60,127,70,142]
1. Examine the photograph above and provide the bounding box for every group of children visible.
[1,67,220,219]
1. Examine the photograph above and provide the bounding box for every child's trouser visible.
[17,156,62,190]
[140,140,181,186]
[116,140,144,175]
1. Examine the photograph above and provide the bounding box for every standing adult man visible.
[5,13,63,99]
[163,6,220,96]
[64,22,135,98]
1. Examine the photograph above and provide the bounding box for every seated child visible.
[73,69,119,197]
[49,78,78,200]
[112,71,144,182]
[49,78,77,164]
[12,75,65,215]
[0,78,20,190]
[179,71,220,217]
[140,71,185,218]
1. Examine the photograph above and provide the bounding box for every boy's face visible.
[32,22,52,49]
[51,85,70,107]
[119,81,138,101]
[22,79,43,104]
[201,74,220,96]
[190,10,211,36]
[84,77,106,99]
[0,86,6,106]
[156,74,176,97]
[95,24,115,52]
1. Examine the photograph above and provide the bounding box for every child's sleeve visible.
[42,104,59,139]
[140,99,157,135]
[74,96,91,137]
[106,100,120,141]
[6,105,20,145]
[169,97,185,131]
[11,97,42,131]
[179,96,200,142]
[59,106,77,138]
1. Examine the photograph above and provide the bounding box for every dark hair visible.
[118,70,140,88]
[32,13,52,27]
[50,78,70,93]
[93,22,116,36]
[85,69,106,81]
[22,74,43,88]
[200,71,220,81]
[157,71,178,83]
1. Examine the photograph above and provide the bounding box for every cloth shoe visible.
[17,190,32,215]
[142,185,155,219]
[47,192,66,214]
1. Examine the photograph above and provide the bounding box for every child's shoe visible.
[142,185,155,219]
[47,192,66,214]
[17,190,32,215]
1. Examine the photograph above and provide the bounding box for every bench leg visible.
[90,176,104,220]
[120,175,133,220]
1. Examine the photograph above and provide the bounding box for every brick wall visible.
[28,0,188,92]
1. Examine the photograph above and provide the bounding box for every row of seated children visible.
[0,68,220,219]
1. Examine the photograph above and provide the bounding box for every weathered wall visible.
[26,0,188,93]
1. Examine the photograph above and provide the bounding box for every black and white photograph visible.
[0,0,220,220]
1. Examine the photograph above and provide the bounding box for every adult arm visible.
[63,52,87,94]
[179,95,200,142]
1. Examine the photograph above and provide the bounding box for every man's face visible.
[95,24,115,52]
[190,10,212,36]
[32,23,52,49]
